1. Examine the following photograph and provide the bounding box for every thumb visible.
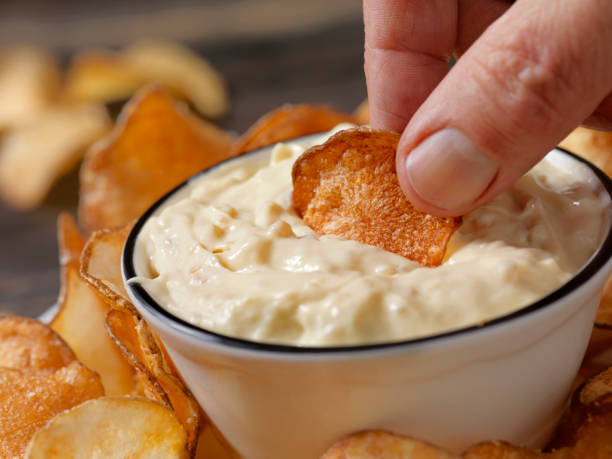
[397,0,612,217]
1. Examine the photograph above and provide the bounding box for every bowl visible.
[122,135,612,459]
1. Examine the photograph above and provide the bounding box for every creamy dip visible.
[133,127,610,346]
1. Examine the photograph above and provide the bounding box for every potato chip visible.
[0,361,104,458]
[353,99,370,125]
[51,214,137,396]
[80,224,132,307]
[466,413,612,457]
[79,222,230,455]
[0,45,61,131]
[566,411,612,458]
[0,314,75,373]
[585,327,612,360]
[231,104,356,156]
[105,307,202,454]
[542,362,612,452]
[0,103,111,210]
[56,212,85,272]
[64,50,145,103]
[122,40,228,119]
[292,128,461,266]
[463,441,543,458]
[595,274,612,329]
[579,366,612,406]
[25,396,189,459]
[321,431,458,458]
[78,86,234,232]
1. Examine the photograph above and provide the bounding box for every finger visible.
[396,0,612,217]
[364,0,457,132]
[456,0,510,55]
[583,92,612,130]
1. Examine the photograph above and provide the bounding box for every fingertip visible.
[396,128,499,217]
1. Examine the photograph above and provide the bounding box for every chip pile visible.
[0,316,104,457]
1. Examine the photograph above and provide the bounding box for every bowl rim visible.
[122,133,612,355]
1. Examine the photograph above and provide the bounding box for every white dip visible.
[133,127,610,346]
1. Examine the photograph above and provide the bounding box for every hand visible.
[364,0,612,217]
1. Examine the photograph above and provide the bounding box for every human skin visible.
[364,0,612,217]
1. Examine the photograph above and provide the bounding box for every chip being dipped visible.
[292,128,461,266]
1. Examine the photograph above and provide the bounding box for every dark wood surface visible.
[0,18,367,318]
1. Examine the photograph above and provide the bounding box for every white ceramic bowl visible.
[123,138,612,459]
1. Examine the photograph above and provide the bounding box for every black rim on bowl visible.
[122,137,612,354]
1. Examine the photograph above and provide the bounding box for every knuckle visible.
[470,37,574,131]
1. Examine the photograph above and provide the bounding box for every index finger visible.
[364,0,458,132]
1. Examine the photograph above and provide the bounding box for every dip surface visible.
[133,129,610,346]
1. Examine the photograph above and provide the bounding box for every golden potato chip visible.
[579,366,612,406]
[51,214,137,396]
[0,314,75,373]
[80,224,132,307]
[0,45,60,131]
[122,40,228,119]
[467,413,612,457]
[232,104,356,156]
[353,99,370,125]
[546,362,612,451]
[64,50,145,103]
[463,441,543,458]
[559,127,612,178]
[0,103,111,210]
[321,431,458,458]
[0,361,104,458]
[292,128,461,266]
[79,225,212,454]
[56,212,86,273]
[595,274,612,329]
[25,396,189,459]
[585,327,612,359]
[566,411,612,458]
[78,86,234,232]
[105,307,202,454]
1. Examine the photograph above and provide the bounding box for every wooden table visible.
[0,16,367,318]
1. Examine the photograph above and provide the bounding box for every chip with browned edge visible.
[78,86,234,233]
[321,431,458,459]
[105,307,202,455]
[80,224,132,308]
[0,314,75,373]
[231,104,356,156]
[51,214,137,396]
[79,223,236,456]
[25,396,189,459]
[0,362,104,458]
[292,128,461,267]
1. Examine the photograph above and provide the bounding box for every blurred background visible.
[0,0,366,317]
